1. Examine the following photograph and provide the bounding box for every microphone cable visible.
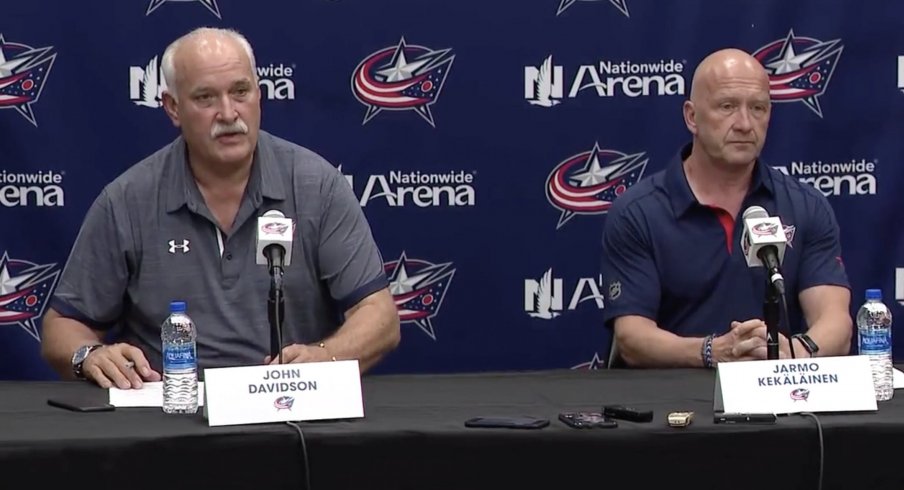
[779,292,796,359]
[799,412,824,490]
[286,420,312,490]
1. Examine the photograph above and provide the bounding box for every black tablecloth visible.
[1,368,902,489]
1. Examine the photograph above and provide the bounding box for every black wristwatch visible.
[792,333,819,356]
[71,344,103,379]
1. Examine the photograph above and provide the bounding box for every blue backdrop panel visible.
[2,0,902,379]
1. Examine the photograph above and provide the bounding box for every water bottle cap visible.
[865,289,882,301]
[169,300,186,313]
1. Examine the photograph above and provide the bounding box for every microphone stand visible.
[764,276,781,360]
[268,265,285,365]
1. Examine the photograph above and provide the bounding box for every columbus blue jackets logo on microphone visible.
[146,0,221,19]
[753,29,843,118]
[274,396,295,411]
[351,38,455,128]
[557,0,629,17]
[751,222,780,236]
[0,35,57,127]
[261,222,289,235]
[0,251,60,340]
[546,143,648,229]
[384,252,455,340]
[790,388,810,401]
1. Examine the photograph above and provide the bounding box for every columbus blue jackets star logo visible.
[570,352,605,370]
[146,0,221,19]
[351,37,455,128]
[753,29,844,118]
[557,0,629,17]
[385,252,456,340]
[0,35,57,127]
[546,143,649,229]
[0,252,60,341]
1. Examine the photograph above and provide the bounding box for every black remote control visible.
[603,405,654,423]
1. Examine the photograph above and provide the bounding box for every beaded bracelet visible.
[701,334,715,368]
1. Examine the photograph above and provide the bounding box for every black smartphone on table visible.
[464,416,550,429]
[47,396,115,412]
[558,411,618,428]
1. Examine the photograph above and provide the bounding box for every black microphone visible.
[255,210,293,364]
[740,206,787,295]
[256,210,293,273]
[740,206,789,361]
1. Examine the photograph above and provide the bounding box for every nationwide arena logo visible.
[0,251,60,341]
[0,34,57,127]
[753,29,843,118]
[546,143,648,229]
[385,252,456,340]
[146,0,221,19]
[556,0,629,17]
[351,37,455,127]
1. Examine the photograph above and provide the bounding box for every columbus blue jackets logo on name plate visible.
[274,396,295,411]
[351,38,455,128]
[0,252,60,340]
[384,252,456,340]
[0,35,57,126]
[753,29,843,118]
[790,388,810,401]
[546,143,648,229]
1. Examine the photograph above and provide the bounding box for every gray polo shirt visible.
[51,130,388,372]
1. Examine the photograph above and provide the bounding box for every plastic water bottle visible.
[856,288,893,401]
[161,300,198,413]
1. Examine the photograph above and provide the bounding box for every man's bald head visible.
[682,48,772,168]
[689,48,769,104]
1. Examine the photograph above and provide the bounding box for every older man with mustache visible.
[41,27,400,389]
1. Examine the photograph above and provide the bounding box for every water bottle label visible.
[164,344,196,368]
[860,330,891,353]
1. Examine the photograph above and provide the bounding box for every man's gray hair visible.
[161,27,257,100]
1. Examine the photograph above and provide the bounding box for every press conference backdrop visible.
[2,0,903,379]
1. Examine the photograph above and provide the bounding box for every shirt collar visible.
[662,142,774,218]
[164,131,286,213]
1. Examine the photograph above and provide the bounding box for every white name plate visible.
[203,360,364,427]
[714,355,878,415]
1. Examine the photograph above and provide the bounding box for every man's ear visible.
[161,91,181,128]
[683,100,697,136]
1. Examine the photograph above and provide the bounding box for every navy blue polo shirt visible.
[600,143,849,338]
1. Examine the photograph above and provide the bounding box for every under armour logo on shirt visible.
[168,239,190,254]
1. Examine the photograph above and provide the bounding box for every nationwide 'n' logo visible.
[0,35,57,126]
[351,37,455,127]
[546,143,648,229]
[557,0,629,17]
[753,29,843,118]
[146,0,221,19]
[384,252,456,340]
[0,251,60,340]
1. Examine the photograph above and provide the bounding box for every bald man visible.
[600,48,852,368]
[41,28,400,388]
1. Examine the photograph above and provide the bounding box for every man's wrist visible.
[791,337,812,358]
[700,334,715,368]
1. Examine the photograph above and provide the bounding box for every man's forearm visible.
[801,317,852,357]
[319,293,400,373]
[40,308,105,379]
[618,327,706,368]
